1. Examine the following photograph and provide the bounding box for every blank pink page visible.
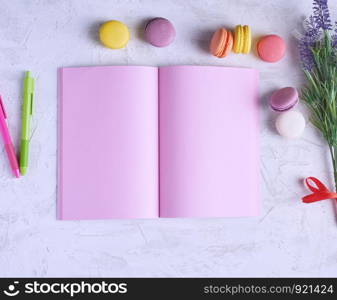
[159,66,259,218]
[59,66,158,220]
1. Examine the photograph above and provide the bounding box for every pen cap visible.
[24,72,34,90]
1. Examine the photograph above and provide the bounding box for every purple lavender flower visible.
[313,0,332,30]
[299,40,315,71]
[299,16,320,70]
[299,0,334,70]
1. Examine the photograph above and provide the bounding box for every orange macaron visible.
[209,28,233,58]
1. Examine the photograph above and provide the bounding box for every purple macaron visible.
[269,87,299,112]
[144,18,176,47]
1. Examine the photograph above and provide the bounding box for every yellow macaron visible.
[242,25,251,54]
[99,20,130,49]
[233,25,243,53]
[233,25,251,54]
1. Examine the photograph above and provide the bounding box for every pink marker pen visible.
[0,95,20,178]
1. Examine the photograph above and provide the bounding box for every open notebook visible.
[58,66,259,220]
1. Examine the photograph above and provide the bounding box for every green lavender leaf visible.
[301,31,337,190]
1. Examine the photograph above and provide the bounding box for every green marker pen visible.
[20,71,34,175]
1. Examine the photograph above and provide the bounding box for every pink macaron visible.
[209,28,233,58]
[257,34,286,62]
[144,17,176,47]
[269,87,298,112]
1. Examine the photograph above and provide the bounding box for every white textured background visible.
[0,0,337,277]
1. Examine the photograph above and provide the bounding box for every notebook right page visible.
[159,66,259,218]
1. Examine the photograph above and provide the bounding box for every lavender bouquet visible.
[299,0,337,198]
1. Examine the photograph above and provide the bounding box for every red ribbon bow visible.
[302,177,337,203]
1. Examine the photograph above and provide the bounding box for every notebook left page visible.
[58,66,159,220]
